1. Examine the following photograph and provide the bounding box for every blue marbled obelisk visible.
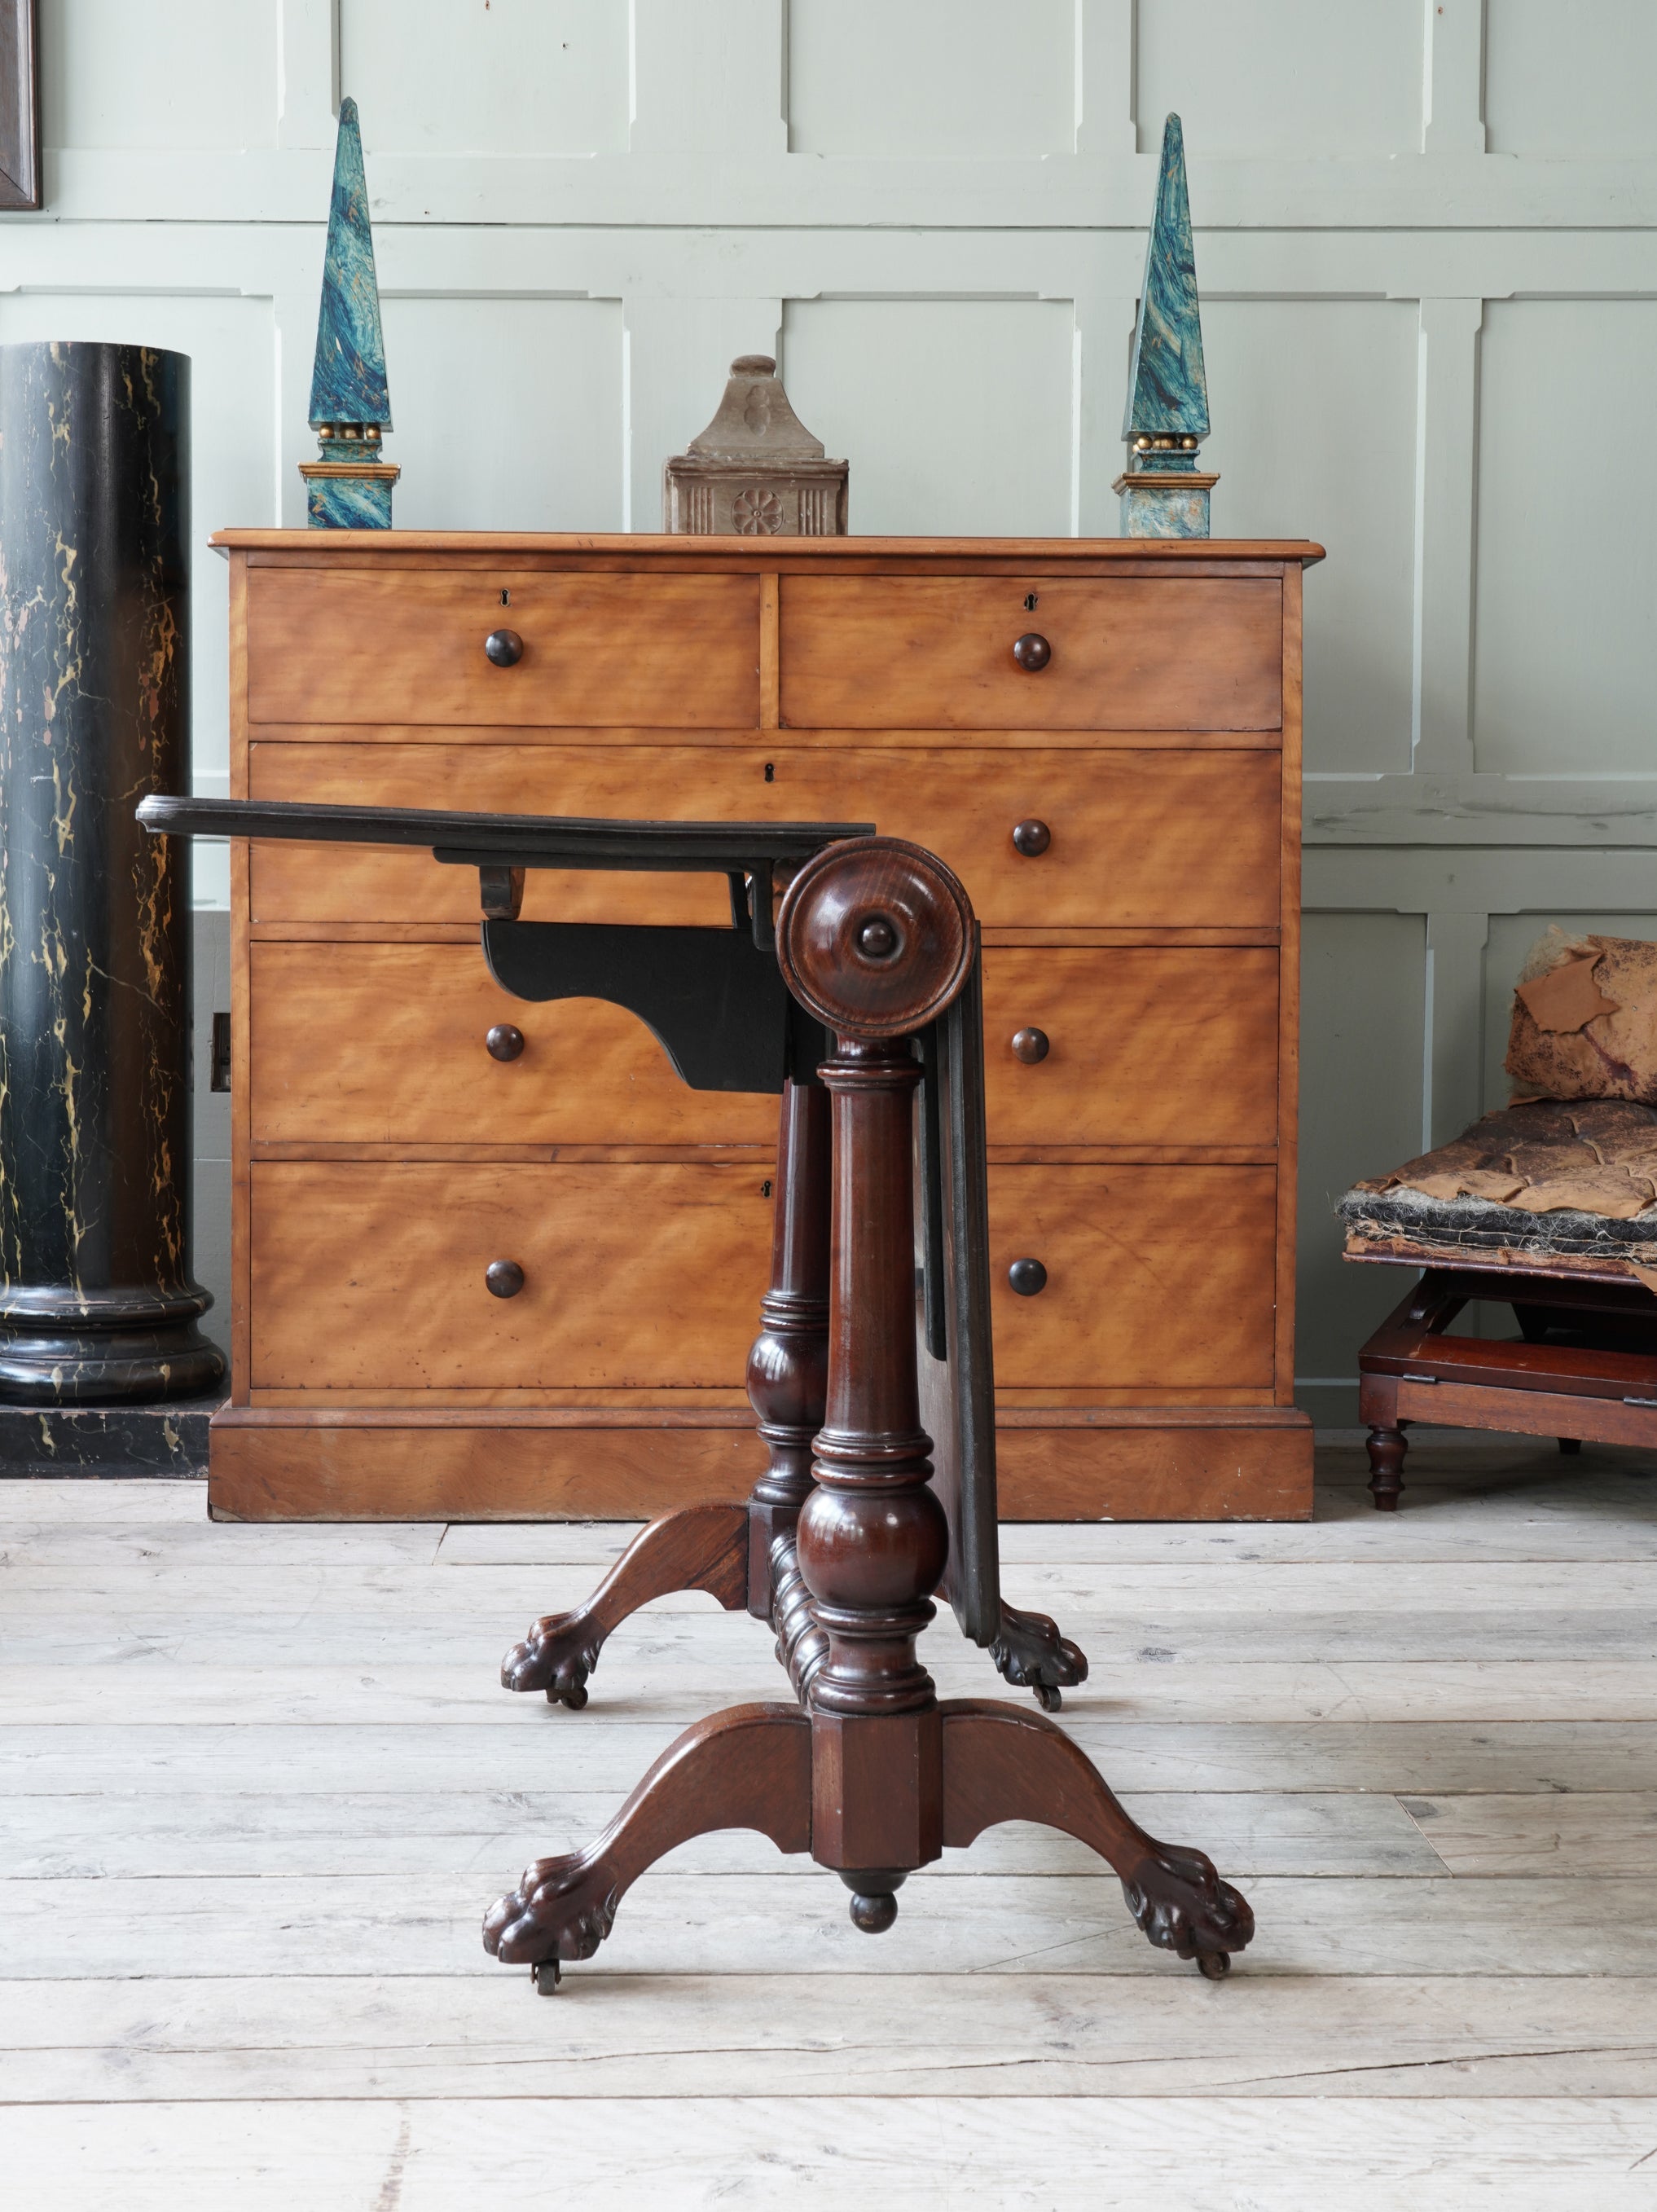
[1114,115,1217,539]
[301,98,398,527]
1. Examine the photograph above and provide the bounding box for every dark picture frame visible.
[0,0,39,212]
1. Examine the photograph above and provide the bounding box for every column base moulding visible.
[205,1405,1312,1523]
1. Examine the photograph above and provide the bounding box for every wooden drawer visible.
[983,950,1278,1148]
[987,1166,1277,1388]
[248,742,1281,931]
[780,576,1283,731]
[245,569,760,728]
[250,943,1276,1151]
[250,943,778,1147]
[249,1162,771,1388]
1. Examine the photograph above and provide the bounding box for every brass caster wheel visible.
[532,1959,562,1994]
[1033,1682,1061,1713]
[550,1682,589,1711]
[1197,1950,1231,1981]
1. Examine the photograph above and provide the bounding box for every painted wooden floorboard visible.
[0,1519,441,1571]
[15,1555,1657,1612]
[436,1459,1657,1567]
[7,1871,1657,1980]
[5,1974,1657,2103]
[5,1449,1656,2204]
[11,1602,1655,1668]
[0,1784,1444,1878]
[1397,1790,1657,1876]
[12,1601,1655,1663]
[10,1656,1657,1723]
[6,1717,1653,1794]
[8,2097,1657,2212]
[0,1477,209,1522]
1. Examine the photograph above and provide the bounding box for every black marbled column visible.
[0,342,223,1401]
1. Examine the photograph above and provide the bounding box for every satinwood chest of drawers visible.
[210,530,1323,1522]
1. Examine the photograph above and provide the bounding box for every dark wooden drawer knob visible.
[1010,1027,1049,1064]
[486,1259,525,1299]
[486,1023,525,1062]
[1008,1257,1048,1296]
[485,628,524,667]
[1011,819,1051,858]
[1012,632,1051,672]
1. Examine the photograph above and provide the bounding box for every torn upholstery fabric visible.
[1338,1098,1657,1286]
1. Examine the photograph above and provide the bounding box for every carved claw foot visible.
[501,1613,603,1708]
[1121,1839,1255,1976]
[499,1502,750,1708]
[484,1850,622,1968]
[989,1602,1089,1713]
[483,1701,811,1989]
[939,1699,1253,1980]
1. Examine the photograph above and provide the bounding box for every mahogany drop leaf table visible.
[140,794,1255,1986]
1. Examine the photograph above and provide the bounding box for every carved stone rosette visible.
[664,355,848,536]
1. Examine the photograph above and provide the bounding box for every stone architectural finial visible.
[301,99,399,528]
[664,356,848,536]
[1114,115,1218,539]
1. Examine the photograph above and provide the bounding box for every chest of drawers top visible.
[218,530,1324,737]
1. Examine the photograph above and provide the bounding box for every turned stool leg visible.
[1366,1424,1408,1511]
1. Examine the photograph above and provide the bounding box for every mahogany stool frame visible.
[1355,1259,1657,1510]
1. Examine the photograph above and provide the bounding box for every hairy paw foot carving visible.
[483,1852,622,1967]
[990,1603,1089,1713]
[1122,1840,1254,1973]
[501,1612,604,1707]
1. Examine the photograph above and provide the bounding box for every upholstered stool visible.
[1340,1099,1657,1508]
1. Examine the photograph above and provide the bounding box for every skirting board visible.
[207,1406,1313,1523]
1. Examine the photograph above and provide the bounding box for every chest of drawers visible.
[209,531,1322,1522]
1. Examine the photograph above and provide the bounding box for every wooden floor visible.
[6,1436,1657,2207]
